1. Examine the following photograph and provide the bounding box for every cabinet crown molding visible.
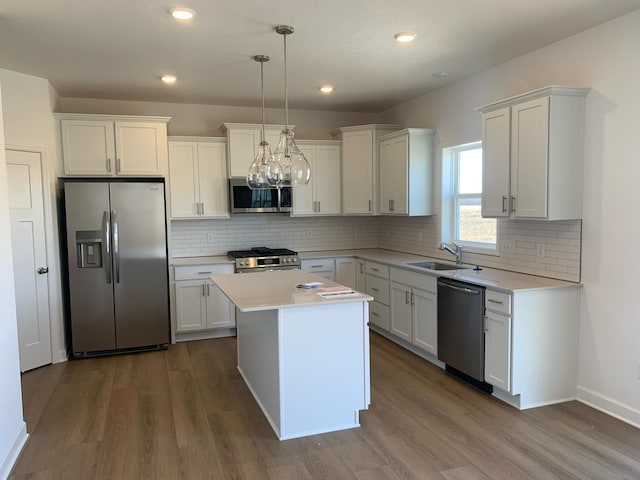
[219,123,292,133]
[475,85,590,113]
[168,136,225,143]
[54,112,171,123]
[330,124,404,137]
[378,128,435,141]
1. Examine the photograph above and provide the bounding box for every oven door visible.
[229,179,292,214]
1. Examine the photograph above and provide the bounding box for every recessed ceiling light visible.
[170,7,196,20]
[394,32,416,43]
[161,74,177,84]
[320,85,334,94]
[432,71,448,78]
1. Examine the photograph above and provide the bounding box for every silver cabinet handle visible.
[371,287,379,292]
[311,265,323,268]
[360,263,364,274]
[411,292,415,306]
[107,158,112,173]
[112,210,120,283]
[405,291,410,304]
[200,202,205,215]
[371,311,380,317]
[488,299,504,304]
[317,201,320,212]
[37,267,49,274]
[206,283,210,296]
[371,267,379,272]
[116,158,121,174]
[202,284,205,296]
[102,210,112,284]
[198,271,212,275]
[502,196,507,213]
[511,196,516,212]
[368,200,372,212]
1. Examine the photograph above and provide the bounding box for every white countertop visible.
[174,248,579,293]
[210,269,373,312]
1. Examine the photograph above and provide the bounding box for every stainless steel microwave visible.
[229,178,292,214]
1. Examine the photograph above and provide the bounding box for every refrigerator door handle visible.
[102,210,112,284]
[112,210,120,283]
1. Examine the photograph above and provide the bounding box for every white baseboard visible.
[577,386,640,429]
[0,422,28,480]
[53,349,68,364]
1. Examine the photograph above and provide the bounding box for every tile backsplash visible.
[172,215,581,282]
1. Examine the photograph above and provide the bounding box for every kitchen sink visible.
[406,261,470,271]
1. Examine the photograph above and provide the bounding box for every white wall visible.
[0,68,65,364]
[380,10,640,425]
[0,82,28,480]
[57,97,379,139]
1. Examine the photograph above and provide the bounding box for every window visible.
[442,142,498,253]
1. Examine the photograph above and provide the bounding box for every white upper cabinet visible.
[58,114,169,176]
[334,124,403,215]
[293,140,341,216]
[168,137,229,219]
[477,85,589,220]
[220,123,289,178]
[378,128,435,216]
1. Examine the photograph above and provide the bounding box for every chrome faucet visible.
[439,242,463,265]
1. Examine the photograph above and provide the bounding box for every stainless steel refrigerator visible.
[62,180,169,357]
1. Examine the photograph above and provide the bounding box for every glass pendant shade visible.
[247,141,283,189]
[272,129,311,185]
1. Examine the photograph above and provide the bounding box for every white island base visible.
[211,270,372,441]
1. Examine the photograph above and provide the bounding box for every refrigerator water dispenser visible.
[75,230,102,268]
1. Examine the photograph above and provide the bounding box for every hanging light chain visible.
[283,31,288,130]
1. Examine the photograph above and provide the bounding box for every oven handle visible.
[235,266,301,274]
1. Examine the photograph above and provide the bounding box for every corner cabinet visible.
[168,137,229,219]
[334,124,403,215]
[379,128,435,216]
[477,85,589,220]
[57,114,170,176]
[293,140,341,216]
[174,264,236,333]
[220,123,289,178]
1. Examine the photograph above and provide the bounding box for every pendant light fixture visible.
[247,55,283,189]
[270,25,311,186]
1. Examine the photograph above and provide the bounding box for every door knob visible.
[37,267,49,274]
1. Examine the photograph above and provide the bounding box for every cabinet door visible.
[115,122,165,176]
[61,120,115,175]
[175,280,207,332]
[336,258,356,289]
[342,130,373,215]
[198,142,229,217]
[292,145,315,215]
[412,287,437,355]
[511,97,549,218]
[485,310,512,391]
[390,282,412,341]
[205,280,236,329]
[314,144,341,215]
[168,142,199,218]
[481,108,511,217]
[227,128,260,177]
[355,260,366,292]
[391,137,408,214]
[378,139,394,214]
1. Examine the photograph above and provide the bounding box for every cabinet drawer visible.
[366,275,390,305]
[301,258,335,272]
[365,261,389,279]
[390,267,437,292]
[369,301,390,331]
[174,263,234,281]
[485,290,512,315]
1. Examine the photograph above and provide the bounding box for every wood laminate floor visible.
[10,333,640,480]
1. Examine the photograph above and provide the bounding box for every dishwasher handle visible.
[438,281,481,295]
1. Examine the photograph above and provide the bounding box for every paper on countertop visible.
[296,282,324,289]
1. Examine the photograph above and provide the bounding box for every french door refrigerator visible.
[62,180,169,357]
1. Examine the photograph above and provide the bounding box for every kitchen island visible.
[209,269,373,440]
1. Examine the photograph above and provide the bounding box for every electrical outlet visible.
[355,228,361,237]
[502,239,516,254]
[207,233,215,243]
[419,231,424,242]
[536,243,546,257]
[307,230,313,239]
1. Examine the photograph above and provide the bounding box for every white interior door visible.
[7,149,52,372]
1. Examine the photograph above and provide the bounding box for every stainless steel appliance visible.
[227,247,300,273]
[437,277,492,392]
[229,178,292,214]
[62,180,169,357]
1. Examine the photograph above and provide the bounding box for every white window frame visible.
[441,142,499,255]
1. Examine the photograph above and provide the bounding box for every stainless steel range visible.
[227,247,300,273]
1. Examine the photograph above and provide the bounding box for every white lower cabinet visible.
[301,258,335,281]
[335,258,356,289]
[355,259,366,292]
[389,268,437,355]
[484,309,512,391]
[174,264,235,333]
[364,261,390,331]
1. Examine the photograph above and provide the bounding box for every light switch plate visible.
[502,239,516,254]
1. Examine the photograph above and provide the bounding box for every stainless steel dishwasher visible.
[437,277,492,392]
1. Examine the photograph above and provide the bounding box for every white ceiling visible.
[1,0,639,113]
